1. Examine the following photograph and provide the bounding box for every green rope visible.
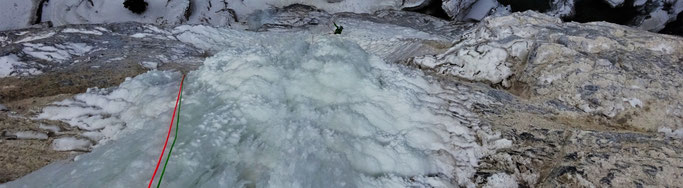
[156,80,184,188]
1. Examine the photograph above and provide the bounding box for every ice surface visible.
[9,32,504,187]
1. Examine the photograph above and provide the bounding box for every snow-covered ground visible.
[2,27,509,187]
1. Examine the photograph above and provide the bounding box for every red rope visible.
[147,74,186,188]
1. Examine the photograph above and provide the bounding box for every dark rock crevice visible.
[564,0,639,25]
[33,0,49,25]
[660,12,683,36]
[497,0,551,12]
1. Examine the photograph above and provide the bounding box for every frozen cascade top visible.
[3,33,506,188]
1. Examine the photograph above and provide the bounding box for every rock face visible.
[410,11,683,131]
[407,11,683,187]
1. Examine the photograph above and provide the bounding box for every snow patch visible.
[51,137,92,151]
[659,127,683,139]
[539,74,562,85]
[11,131,49,140]
[0,54,39,77]
[622,97,643,108]
[484,173,518,188]
[62,28,104,35]
[39,124,61,133]
[14,32,56,43]
[0,54,22,77]
[130,33,170,40]
[140,61,158,69]
[22,43,93,62]
[94,26,110,32]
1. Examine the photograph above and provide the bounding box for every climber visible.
[333,22,343,34]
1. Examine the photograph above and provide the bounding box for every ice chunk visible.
[51,137,91,151]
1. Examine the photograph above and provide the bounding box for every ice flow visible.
[4,36,502,188]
